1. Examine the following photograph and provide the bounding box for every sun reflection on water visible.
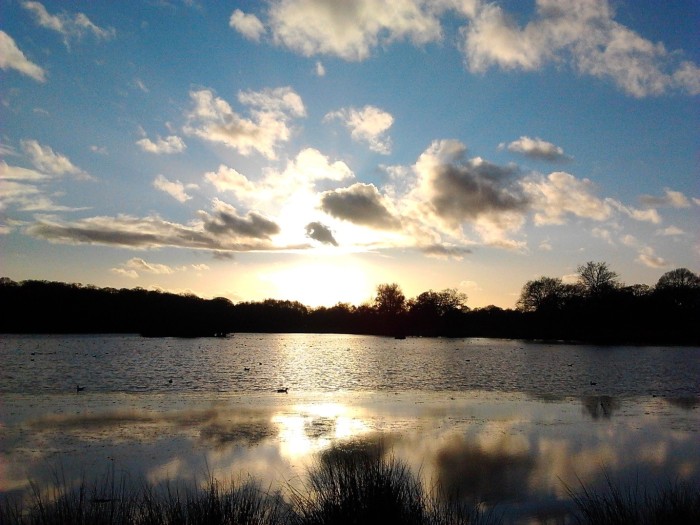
[272,403,370,460]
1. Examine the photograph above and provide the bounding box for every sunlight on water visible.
[1,334,698,522]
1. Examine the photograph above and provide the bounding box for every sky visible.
[1,0,699,309]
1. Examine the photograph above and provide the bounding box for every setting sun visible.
[260,257,374,307]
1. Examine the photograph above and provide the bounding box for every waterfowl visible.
[276,387,288,393]
[76,384,85,393]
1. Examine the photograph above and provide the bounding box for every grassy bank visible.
[2,446,698,524]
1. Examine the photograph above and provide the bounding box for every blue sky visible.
[1,0,698,308]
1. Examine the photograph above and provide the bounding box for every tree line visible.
[0,263,698,344]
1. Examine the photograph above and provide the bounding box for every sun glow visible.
[260,257,374,307]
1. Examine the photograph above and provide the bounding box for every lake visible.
[1,333,699,523]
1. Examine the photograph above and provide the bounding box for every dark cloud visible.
[25,212,280,252]
[434,435,535,503]
[203,208,280,239]
[320,183,401,230]
[420,244,473,258]
[427,158,529,222]
[305,221,338,246]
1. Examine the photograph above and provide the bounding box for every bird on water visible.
[76,384,85,393]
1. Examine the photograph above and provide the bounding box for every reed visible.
[3,455,698,525]
[566,473,700,525]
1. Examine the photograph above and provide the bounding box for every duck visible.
[76,384,85,393]
[276,387,288,393]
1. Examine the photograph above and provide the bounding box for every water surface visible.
[1,334,698,523]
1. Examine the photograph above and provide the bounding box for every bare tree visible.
[576,261,619,296]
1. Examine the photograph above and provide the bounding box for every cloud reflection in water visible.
[1,391,698,522]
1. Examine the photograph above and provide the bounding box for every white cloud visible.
[673,61,700,95]
[325,105,394,154]
[267,0,444,61]
[205,148,353,212]
[0,31,46,82]
[460,0,700,97]
[137,135,186,154]
[0,180,87,212]
[522,171,611,225]
[591,227,614,245]
[1,156,91,212]
[315,61,326,76]
[606,199,661,224]
[110,257,183,277]
[124,257,176,275]
[184,87,305,159]
[20,139,90,179]
[657,225,684,237]
[501,136,571,162]
[462,3,548,72]
[0,142,17,157]
[229,9,265,41]
[459,280,482,291]
[205,165,257,196]
[636,246,668,269]
[0,161,51,181]
[621,234,638,247]
[22,1,115,45]
[134,78,149,93]
[639,188,691,208]
[110,267,139,279]
[153,174,195,203]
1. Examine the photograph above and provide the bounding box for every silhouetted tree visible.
[1,273,697,343]
[656,268,700,291]
[516,277,568,312]
[372,283,407,336]
[373,283,406,316]
[654,268,700,310]
[407,289,468,336]
[576,261,620,296]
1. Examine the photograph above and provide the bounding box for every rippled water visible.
[2,334,699,523]
[2,333,698,396]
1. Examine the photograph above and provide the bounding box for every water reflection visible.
[2,391,698,523]
[580,396,621,419]
[434,434,535,503]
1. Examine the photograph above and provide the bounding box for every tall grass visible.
[0,470,290,525]
[3,453,699,525]
[289,442,497,525]
[566,473,700,525]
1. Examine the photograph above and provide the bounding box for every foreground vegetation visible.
[1,446,498,525]
[2,446,698,525]
[1,263,698,343]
